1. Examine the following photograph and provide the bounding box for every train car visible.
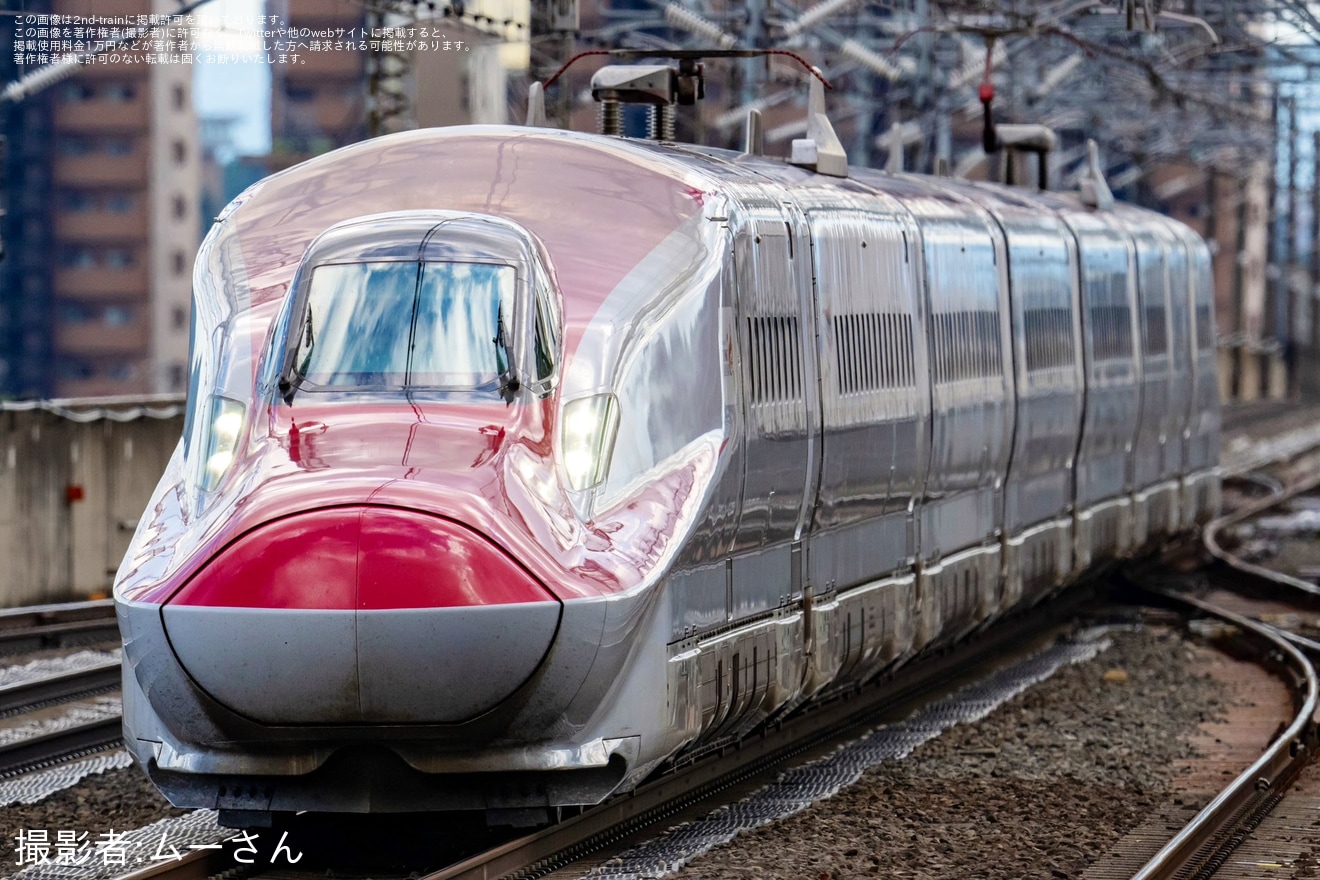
[113,88,1220,827]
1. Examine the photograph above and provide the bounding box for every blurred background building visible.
[1,0,1319,401]
[2,0,197,398]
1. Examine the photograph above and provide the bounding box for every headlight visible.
[201,396,245,491]
[561,394,619,492]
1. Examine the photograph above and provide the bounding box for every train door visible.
[1066,214,1143,564]
[729,205,822,620]
[990,208,1084,605]
[1160,224,1193,481]
[1130,226,1175,487]
[1184,239,1221,523]
[910,209,1014,642]
[805,208,926,593]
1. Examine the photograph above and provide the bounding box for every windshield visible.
[288,260,517,395]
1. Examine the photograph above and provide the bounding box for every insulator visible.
[839,38,901,82]
[783,0,856,39]
[649,105,676,141]
[598,99,622,136]
[663,3,736,49]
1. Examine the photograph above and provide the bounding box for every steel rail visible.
[113,848,230,880]
[1130,588,1320,880]
[0,598,116,628]
[0,715,123,778]
[0,659,122,714]
[1203,470,1320,599]
[0,599,120,652]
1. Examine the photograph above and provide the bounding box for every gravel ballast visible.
[669,625,1267,880]
[0,623,1284,880]
[1,766,188,874]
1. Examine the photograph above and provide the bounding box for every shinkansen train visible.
[113,81,1219,826]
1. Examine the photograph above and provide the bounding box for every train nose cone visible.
[161,508,560,725]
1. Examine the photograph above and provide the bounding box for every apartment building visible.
[0,0,199,399]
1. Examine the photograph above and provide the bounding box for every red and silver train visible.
[114,108,1220,826]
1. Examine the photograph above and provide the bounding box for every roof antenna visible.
[1079,139,1114,210]
[744,108,764,156]
[790,66,848,177]
[884,121,904,172]
[525,81,547,127]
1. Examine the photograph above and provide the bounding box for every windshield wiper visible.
[494,305,520,404]
[279,314,316,405]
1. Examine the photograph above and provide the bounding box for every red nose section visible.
[162,507,560,724]
[167,507,554,609]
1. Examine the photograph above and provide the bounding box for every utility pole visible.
[366,1,414,137]
[1234,155,1249,398]
[741,0,766,113]
[1265,89,1280,351]
[1284,94,1298,395]
[913,0,931,172]
[1313,131,1320,352]
[531,0,576,129]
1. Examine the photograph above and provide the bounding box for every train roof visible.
[212,125,1198,330]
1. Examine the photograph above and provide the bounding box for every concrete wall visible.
[0,396,182,607]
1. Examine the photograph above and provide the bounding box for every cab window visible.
[288,260,517,394]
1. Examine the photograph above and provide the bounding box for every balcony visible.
[56,319,150,357]
[53,267,148,300]
[55,208,148,241]
[55,154,148,187]
[53,99,149,133]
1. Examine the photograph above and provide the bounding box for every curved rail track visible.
[1124,587,1318,880]
[1116,463,1320,879]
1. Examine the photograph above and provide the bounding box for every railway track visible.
[0,603,124,778]
[0,599,120,655]
[1096,470,1320,879]
[92,586,1311,880]
[6,410,1320,880]
[96,587,1103,880]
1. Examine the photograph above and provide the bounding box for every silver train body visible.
[116,128,1219,819]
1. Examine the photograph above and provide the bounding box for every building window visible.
[172,140,186,164]
[171,305,188,330]
[61,191,96,211]
[173,195,187,219]
[59,301,94,323]
[105,249,134,268]
[61,82,94,102]
[104,137,134,156]
[104,82,135,102]
[104,306,133,326]
[59,247,96,268]
[105,362,136,381]
[172,84,186,110]
[286,85,315,103]
[105,193,134,213]
[172,251,188,275]
[169,363,186,389]
[57,359,95,380]
[57,137,93,156]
